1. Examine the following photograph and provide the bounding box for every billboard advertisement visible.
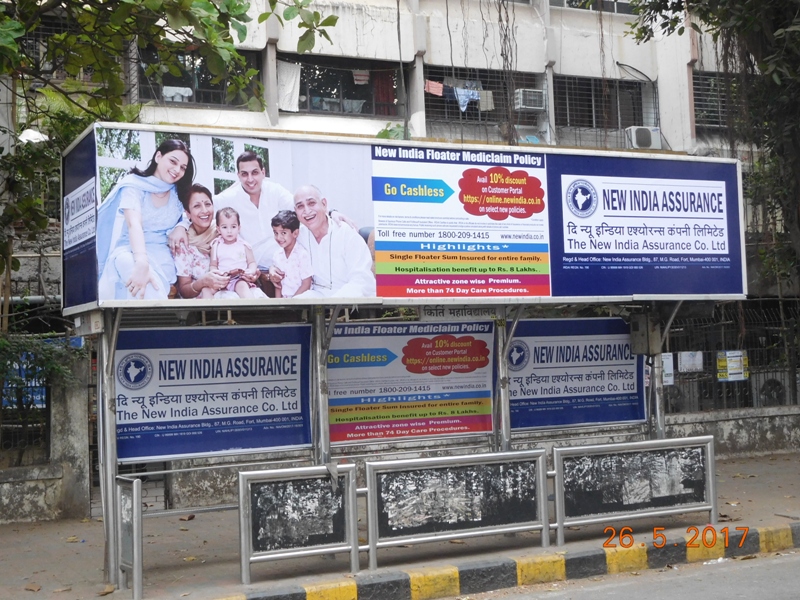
[62,123,745,312]
[508,318,645,429]
[114,325,311,462]
[327,321,495,444]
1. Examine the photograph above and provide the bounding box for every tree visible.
[0,0,338,118]
[0,0,337,328]
[629,0,800,284]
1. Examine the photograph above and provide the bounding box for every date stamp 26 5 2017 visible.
[602,525,750,549]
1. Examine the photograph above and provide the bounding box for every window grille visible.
[423,65,545,128]
[18,16,109,85]
[553,75,657,148]
[1,365,50,469]
[693,71,737,130]
[138,48,261,107]
[549,0,634,14]
[279,54,404,117]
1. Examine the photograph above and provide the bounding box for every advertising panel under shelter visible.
[113,325,311,462]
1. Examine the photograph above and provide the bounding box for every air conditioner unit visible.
[513,88,546,112]
[625,126,662,150]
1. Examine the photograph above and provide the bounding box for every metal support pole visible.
[652,352,665,439]
[652,301,681,440]
[312,306,340,465]
[494,308,511,452]
[100,309,122,583]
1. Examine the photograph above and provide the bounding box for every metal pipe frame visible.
[496,305,525,451]
[100,308,122,583]
[116,476,142,600]
[238,465,359,585]
[653,301,683,439]
[312,306,341,465]
[366,450,548,570]
[493,310,509,452]
[553,436,716,546]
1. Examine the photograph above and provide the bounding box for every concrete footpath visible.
[2,452,799,600]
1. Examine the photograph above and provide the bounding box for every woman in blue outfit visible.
[97,139,195,300]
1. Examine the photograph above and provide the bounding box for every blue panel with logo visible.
[114,325,312,462]
[507,318,646,429]
[547,153,743,297]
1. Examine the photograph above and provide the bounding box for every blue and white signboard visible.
[114,325,311,462]
[548,154,743,298]
[508,318,645,429]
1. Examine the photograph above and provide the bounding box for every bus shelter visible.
[62,123,745,587]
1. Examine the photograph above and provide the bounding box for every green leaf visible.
[319,15,339,27]
[165,7,191,29]
[205,52,226,76]
[258,11,273,23]
[297,29,315,53]
[283,5,299,20]
[231,19,247,42]
[247,95,263,112]
[143,0,163,11]
[299,8,314,25]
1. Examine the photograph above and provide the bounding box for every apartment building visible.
[132,0,729,158]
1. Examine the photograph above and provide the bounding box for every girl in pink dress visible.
[202,207,259,299]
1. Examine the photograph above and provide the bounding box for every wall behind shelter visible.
[0,360,90,523]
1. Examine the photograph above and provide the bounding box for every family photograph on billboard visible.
[92,126,376,303]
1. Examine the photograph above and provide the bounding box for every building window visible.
[423,66,545,127]
[280,55,403,117]
[138,48,261,107]
[553,75,658,148]
[693,72,738,130]
[554,76,649,129]
[549,0,634,14]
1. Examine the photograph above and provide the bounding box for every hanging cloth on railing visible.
[352,70,370,85]
[277,61,301,112]
[424,80,444,96]
[453,88,480,112]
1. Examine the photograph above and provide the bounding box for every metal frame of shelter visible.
[91,303,529,584]
[61,124,748,586]
[89,301,679,585]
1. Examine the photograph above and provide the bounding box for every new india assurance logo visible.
[565,179,599,218]
[117,353,153,390]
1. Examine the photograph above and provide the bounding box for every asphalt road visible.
[458,549,800,600]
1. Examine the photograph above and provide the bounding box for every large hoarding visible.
[114,325,311,462]
[62,123,745,313]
